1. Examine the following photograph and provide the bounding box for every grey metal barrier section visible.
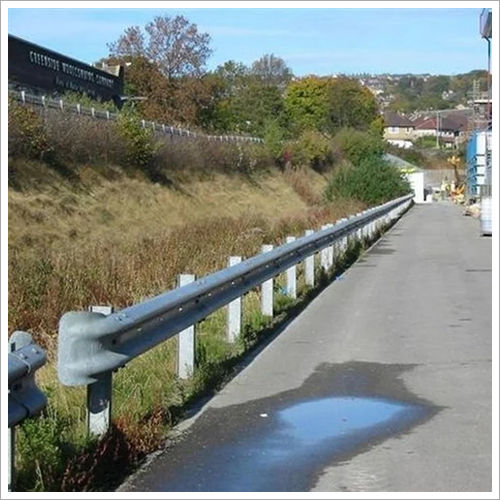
[8,331,47,491]
[9,90,264,144]
[58,194,413,435]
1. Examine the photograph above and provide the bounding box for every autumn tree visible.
[108,15,212,79]
[107,15,212,124]
[250,54,293,87]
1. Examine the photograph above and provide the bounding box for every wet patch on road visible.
[124,362,441,492]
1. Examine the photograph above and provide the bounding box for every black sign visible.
[8,34,123,102]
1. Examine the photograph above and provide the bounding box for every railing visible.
[57,194,414,436]
[8,332,47,491]
[9,89,264,144]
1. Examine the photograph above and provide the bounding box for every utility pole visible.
[435,110,440,149]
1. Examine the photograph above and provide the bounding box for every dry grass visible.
[9,154,367,491]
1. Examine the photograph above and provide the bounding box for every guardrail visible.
[57,194,413,436]
[8,331,47,491]
[9,89,264,144]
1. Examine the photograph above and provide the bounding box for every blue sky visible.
[7,7,489,75]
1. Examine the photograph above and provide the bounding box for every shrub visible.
[333,128,384,166]
[288,129,334,171]
[324,156,411,205]
[115,111,155,172]
[8,99,53,160]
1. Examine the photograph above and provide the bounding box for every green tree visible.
[328,77,379,131]
[284,76,332,133]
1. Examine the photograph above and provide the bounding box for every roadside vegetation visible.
[8,13,412,492]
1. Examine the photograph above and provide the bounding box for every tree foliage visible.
[250,54,293,87]
[284,76,333,133]
[108,15,212,79]
[328,77,379,131]
[324,156,411,205]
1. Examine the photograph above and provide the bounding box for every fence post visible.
[320,225,330,271]
[106,111,110,120]
[304,229,315,287]
[59,99,64,110]
[227,256,242,343]
[261,245,274,317]
[86,305,114,437]
[8,340,16,491]
[20,90,25,103]
[76,103,81,114]
[285,236,297,299]
[41,95,46,107]
[91,107,95,118]
[177,274,196,379]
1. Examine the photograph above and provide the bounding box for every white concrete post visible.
[304,230,315,287]
[86,305,114,437]
[327,224,335,267]
[285,237,297,299]
[320,225,330,271]
[178,274,196,379]
[227,256,242,343]
[356,213,363,241]
[59,99,64,110]
[21,90,25,103]
[261,245,274,317]
[340,218,348,254]
[76,103,81,114]
[91,107,95,118]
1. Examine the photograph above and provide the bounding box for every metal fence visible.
[57,194,413,436]
[8,331,47,491]
[9,89,264,144]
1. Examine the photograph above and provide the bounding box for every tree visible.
[106,15,213,125]
[284,76,333,133]
[250,54,293,87]
[108,15,212,79]
[328,77,379,131]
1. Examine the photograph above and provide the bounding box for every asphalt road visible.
[120,202,492,493]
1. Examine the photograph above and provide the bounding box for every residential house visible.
[383,112,415,149]
[413,114,469,148]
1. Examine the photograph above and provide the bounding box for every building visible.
[383,112,415,149]
[8,34,124,105]
[412,113,468,149]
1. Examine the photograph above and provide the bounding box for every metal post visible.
[261,245,274,317]
[9,427,15,492]
[177,274,196,379]
[304,230,315,287]
[87,305,113,436]
[285,237,297,299]
[8,340,16,491]
[227,256,242,343]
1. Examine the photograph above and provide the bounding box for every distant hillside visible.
[357,70,489,113]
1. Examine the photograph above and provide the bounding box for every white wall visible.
[406,172,425,203]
